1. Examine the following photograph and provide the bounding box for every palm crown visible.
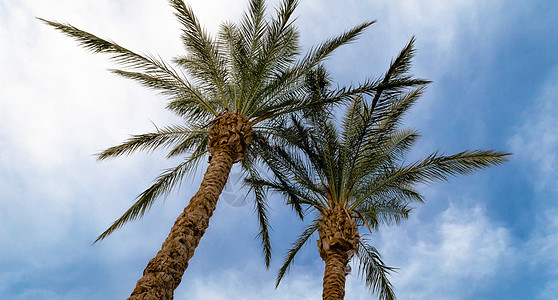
[246,38,511,299]
[41,0,377,246]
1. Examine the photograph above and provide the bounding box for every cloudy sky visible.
[1,0,557,299]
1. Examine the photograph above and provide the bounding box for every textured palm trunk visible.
[322,246,350,300]
[318,206,359,300]
[128,113,252,300]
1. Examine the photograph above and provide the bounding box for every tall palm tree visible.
[39,0,391,299]
[246,38,511,300]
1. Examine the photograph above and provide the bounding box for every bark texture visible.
[128,112,252,300]
[208,112,253,162]
[318,206,359,300]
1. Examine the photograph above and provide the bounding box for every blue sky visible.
[1,0,557,299]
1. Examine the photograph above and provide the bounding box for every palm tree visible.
[39,0,390,298]
[246,38,511,300]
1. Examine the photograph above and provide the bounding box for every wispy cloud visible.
[377,203,514,299]
[510,67,558,299]
[178,268,323,300]
[528,208,558,299]
[510,69,558,193]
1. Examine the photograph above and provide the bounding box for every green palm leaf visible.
[357,240,396,300]
[275,219,320,287]
[94,158,194,243]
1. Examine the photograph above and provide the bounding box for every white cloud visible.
[151,201,519,300]
[510,69,558,193]
[378,203,514,299]
[0,3,196,295]
[508,67,558,299]
[180,268,323,300]
[167,203,517,300]
[176,263,380,300]
[528,208,558,300]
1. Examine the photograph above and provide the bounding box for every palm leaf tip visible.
[357,241,396,300]
[38,18,116,54]
[93,159,190,244]
[92,191,154,244]
[252,184,273,268]
[275,220,319,287]
[440,149,511,173]
[307,20,376,64]
[404,149,512,184]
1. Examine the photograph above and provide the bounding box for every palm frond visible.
[94,158,193,243]
[228,0,266,108]
[169,0,228,99]
[355,198,412,230]
[239,0,267,48]
[247,21,375,122]
[406,150,512,183]
[247,169,273,268]
[340,94,365,147]
[276,219,320,287]
[286,116,330,187]
[111,69,219,124]
[344,88,425,187]
[250,74,380,124]
[385,36,416,80]
[39,19,174,77]
[109,69,182,95]
[351,150,511,209]
[239,0,300,115]
[165,128,208,158]
[356,240,396,300]
[217,21,244,97]
[301,21,375,69]
[256,131,326,204]
[368,37,430,113]
[372,86,426,138]
[39,18,220,117]
[96,125,201,160]
[355,128,420,181]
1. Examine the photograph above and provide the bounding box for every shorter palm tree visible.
[247,38,510,300]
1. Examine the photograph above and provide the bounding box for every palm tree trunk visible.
[318,206,360,300]
[322,247,349,300]
[128,148,235,300]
